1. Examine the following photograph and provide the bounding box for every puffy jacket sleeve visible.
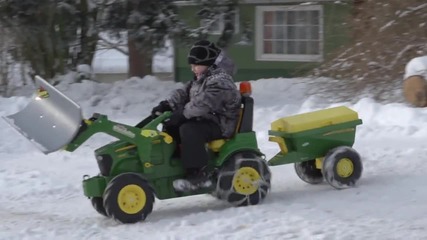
[167,81,192,111]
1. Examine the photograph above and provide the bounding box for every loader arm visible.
[65,112,171,152]
[3,75,173,155]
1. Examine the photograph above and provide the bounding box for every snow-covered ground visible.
[92,40,173,75]
[1,75,427,240]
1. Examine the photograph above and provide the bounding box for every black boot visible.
[173,168,212,192]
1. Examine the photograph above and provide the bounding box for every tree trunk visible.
[128,37,152,78]
[78,0,98,65]
[0,25,9,97]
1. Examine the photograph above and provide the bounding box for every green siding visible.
[323,3,352,58]
[174,2,352,82]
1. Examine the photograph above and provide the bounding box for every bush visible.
[313,0,427,103]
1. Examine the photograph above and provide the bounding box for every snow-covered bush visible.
[313,0,427,103]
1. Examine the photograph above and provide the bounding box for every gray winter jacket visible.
[215,51,237,76]
[167,67,241,138]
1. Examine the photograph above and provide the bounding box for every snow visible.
[92,49,128,74]
[92,40,173,74]
[404,55,427,80]
[2,64,427,239]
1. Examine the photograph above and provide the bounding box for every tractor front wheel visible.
[215,152,271,206]
[294,159,323,184]
[91,197,108,217]
[323,146,363,189]
[103,173,155,224]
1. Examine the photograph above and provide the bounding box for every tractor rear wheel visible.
[91,197,108,217]
[294,160,323,184]
[323,146,363,189]
[215,152,271,206]
[103,173,155,224]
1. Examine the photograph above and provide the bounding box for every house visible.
[92,48,129,83]
[174,0,353,82]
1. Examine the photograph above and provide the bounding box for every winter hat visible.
[187,40,220,66]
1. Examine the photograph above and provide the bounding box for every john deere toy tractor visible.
[3,76,363,224]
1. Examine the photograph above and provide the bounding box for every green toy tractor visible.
[3,76,363,224]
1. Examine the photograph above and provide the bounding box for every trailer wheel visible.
[103,173,155,223]
[215,152,271,206]
[323,146,363,189]
[91,197,108,217]
[294,160,323,184]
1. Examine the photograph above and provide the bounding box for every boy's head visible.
[187,40,220,67]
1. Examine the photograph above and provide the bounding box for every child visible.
[151,40,241,192]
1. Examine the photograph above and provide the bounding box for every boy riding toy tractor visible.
[4,76,363,224]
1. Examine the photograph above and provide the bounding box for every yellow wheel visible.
[232,167,261,195]
[103,173,155,223]
[336,158,354,178]
[215,152,271,206]
[323,146,363,189]
[118,184,147,214]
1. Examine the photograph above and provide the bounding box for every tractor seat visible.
[207,82,254,152]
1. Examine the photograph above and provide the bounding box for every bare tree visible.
[0,25,12,96]
[313,0,427,103]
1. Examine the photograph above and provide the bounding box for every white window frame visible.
[200,10,240,35]
[255,5,324,62]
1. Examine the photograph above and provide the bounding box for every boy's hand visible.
[163,110,186,126]
[151,100,172,116]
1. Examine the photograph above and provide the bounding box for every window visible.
[200,10,239,35]
[256,5,323,62]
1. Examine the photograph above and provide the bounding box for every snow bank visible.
[404,55,427,79]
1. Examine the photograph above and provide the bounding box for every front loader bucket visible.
[3,76,83,154]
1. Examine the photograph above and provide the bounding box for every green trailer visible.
[268,106,363,188]
[3,76,363,224]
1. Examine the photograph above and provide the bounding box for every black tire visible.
[103,173,155,224]
[294,160,323,184]
[323,146,363,189]
[215,152,271,206]
[91,197,108,217]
